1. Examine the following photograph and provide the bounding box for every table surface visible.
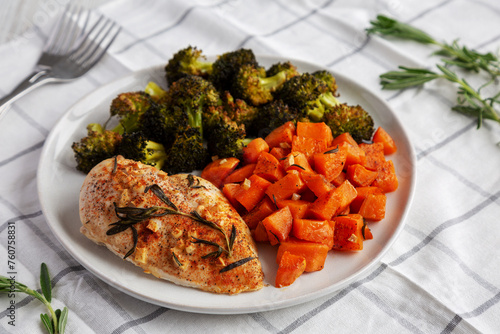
[1,0,500,333]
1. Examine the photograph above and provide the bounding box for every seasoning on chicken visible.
[79,156,264,294]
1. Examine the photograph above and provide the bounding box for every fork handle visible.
[0,70,53,120]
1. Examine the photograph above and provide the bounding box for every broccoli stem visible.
[305,92,341,122]
[260,71,288,91]
[193,60,213,75]
[319,92,340,108]
[145,81,167,101]
[187,108,203,137]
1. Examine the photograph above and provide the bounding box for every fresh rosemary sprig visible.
[380,65,500,127]
[107,184,234,258]
[0,263,68,334]
[366,15,500,77]
[366,15,500,128]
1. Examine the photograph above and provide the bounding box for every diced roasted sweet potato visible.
[275,251,306,288]
[277,237,329,272]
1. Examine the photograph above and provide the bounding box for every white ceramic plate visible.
[38,55,416,314]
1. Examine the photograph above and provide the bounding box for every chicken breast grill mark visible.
[79,156,264,294]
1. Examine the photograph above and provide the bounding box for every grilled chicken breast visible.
[79,156,264,294]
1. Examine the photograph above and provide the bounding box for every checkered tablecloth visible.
[1,0,500,333]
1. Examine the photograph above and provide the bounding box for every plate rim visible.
[37,55,417,314]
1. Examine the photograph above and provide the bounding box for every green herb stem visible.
[1,263,67,334]
[379,65,500,127]
[367,15,500,78]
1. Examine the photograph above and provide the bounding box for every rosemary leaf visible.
[192,237,226,258]
[123,225,138,259]
[40,313,54,334]
[291,164,306,170]
[366,15,436,44]
[190,210,227,239]
[106,224,132,236]
[145,184,178,211]
[40,263,52,303]
[1,263,68,334]
[58,307,69,334]
[220,257,255,273]
[324,146,339,154]
[229,224,236,252]
[172,252,183,266]
[187,174,206,189]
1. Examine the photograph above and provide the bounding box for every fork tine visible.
[80,24,121,70]
[57,6,87,55]
[70,14,105,58]
[71,16,114,64]
[44,5,72,53]
[53,6,85,54]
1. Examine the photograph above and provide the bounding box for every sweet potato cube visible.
[223,163,256,184]
[372,126,397,155]
[307,190,340,221]
[334,180,358,216]
[234,174,272,212]
[222,183,244,212]
[292,218,334,249]
[282,152,314,173]
[292,135,328,166]
[313,145,347,182]
[269,146,290,161]
[275,251,306,288]
[296,122,333,147]
[346,164,378,187]
[242,197,276,229]
[265,121,296,148]
[358,193,386,221]
[277,237,329,272]
[262,206,293,246]
[301,172,335,197]
[253,151,285,182]
[372,160,398,193]
[332,214,367,251]
[332,132,358,147]
[242,137,269,164]
[277,199,310,220]
[201,157,240,188]
[350,186,383,213]
[265,170,306,202]
[331,171,347,187]
[359,142,385,171]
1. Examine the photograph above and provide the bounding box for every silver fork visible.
[0,5,121,119]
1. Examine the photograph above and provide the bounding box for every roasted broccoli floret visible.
[163,127,210,174]
[266,61,299,77]
[117,132,167,170]
[274,73,340,121]
[166,75,221,137]
[204,112,251,159]
[248,99,300,138]
[210,48,259,92]
[165,46,213,84]
[109,91,155,134]
[232,63,299,106]
[312,70,338,96]
[322,104,374,142]
[138,104,188,145]
[219,91,259,130]
[71,123,122,173]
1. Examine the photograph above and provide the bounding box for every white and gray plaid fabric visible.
[1,0,500,333]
